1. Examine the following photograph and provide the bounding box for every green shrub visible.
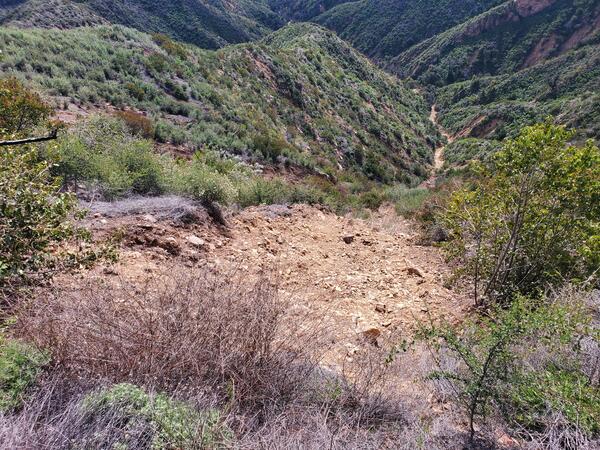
[420,293,597,444]
[0,145,86,286]
[442,122,600,305]
[83,383,231,449]
[236,178,291,207]
[384,186,431,217]
[55,115,165,199]
[0,77,51,136]
[511,367,600,436]
[0,336,49,411]
[168,156,236,205]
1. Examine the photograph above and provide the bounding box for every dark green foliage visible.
[393,0,600,142]
[393,0,600,83]
[443,123,600,305]
[0,336,49,411]
[0,0,282,49]
[312,0,503,60]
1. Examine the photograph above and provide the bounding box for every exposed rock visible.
[375,303,387,313]
[361,327,381,345]
[405,266,424,278]
[186,235,206,248]
[142,214,157,223]
[342,234,355,244]
[158,237,181,255]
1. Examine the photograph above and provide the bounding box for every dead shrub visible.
[16,268,320,410]
[114,110,155,139]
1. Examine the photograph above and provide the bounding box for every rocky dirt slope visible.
[83,198,469,366]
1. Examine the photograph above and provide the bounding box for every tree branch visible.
[0,128,58,146]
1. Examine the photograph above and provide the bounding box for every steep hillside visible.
[311,0,504,60]
[268,0,353,21]
[386,0,600,145]
[0,0,282,48]
[391,0,600,84]
[0,23,439,185]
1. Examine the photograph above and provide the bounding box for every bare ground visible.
[83,199,470,367]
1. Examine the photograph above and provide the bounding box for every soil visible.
[84,200,470,366]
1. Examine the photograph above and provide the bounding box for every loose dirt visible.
[86,200,469,365]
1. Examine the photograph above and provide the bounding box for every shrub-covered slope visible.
[390,0,600,83]
[389,0,600,141]
[311,0,504,60]
[0,0,282,49]
[0,23,439,185]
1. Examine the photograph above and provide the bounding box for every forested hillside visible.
[0,23,439,185]
[391,0,600,143]
[391,0,600,83]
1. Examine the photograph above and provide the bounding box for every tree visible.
[443,122,600,306]
[421,294,594,445]
[0,79,109,297]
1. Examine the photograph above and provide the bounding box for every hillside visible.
[268,0,353,21]
[390,0,600,83]
[0,0,282,49]
[0,23,439,185]
[386,0,600,145]
[311,0,504,60]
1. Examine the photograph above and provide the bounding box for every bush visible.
[442,122,600,306]
[55,115,165,199]
[81,383,231,449]
[0,77,51,137]
[113,110,155,138]
[16,268,321,409]
[384,186,431,217]
[421,289,599,445]
[168,156,236,205]
[236,178,292,207]
[0,336,48,411]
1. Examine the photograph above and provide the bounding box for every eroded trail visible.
[85,201,469,366]
[423,105,454,188]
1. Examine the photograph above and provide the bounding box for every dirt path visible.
[87,201,469,366]
[422,105,454,188]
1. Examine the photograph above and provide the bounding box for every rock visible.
[186,235,205,248]
[498,433,519,448]
[405,266,424,278]
[103,266,118,275]
[342,234,355,244]
[361,327,381,345]
[381,320,393,327]
[142,214,157,223]
[375,303,387,313]
[158,237,181,255]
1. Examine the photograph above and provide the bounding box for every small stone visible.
[375,303,387,313]
[186,235,205,248]
[381,320,393,327]
[342,234,355,244]
[405,267,424,278]
[142,214,157,223]
[361,327,381,345]
[103,266,118,275]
